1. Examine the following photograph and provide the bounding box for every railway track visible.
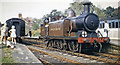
[100,46,120,56]
[110,45,120,50]
[95,53,120,60]
[39,58,52,65]
[32,44,120,64]
[22,37,120,64]
[28,46,86,65]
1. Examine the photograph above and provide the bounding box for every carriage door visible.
[13,22,20,37]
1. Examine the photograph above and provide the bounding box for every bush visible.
[32,29,41,37]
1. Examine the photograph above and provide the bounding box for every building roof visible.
[100,17,120,21]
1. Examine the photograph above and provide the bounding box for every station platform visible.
[12,43,42,64]
[0,44,2,65]
[110,40,120,46]
[0,42,43,64]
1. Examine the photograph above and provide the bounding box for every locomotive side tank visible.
[49,20,64,36]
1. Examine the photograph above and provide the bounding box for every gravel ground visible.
[11,43,42,64]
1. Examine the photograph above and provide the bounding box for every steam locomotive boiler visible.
[40,2,110,52]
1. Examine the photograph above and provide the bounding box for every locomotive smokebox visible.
[71,2,99,32]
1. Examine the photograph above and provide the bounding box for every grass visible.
[2,45,14,63]
[0,58,2,63]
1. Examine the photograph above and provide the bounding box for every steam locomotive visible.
[40,2,110,52]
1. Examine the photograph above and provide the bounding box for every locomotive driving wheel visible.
[53,40,57,48]
[57,40,63,50]
[68,41,78,52]
[47,40,54,47]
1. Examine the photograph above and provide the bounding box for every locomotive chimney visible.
[83,2,91,14]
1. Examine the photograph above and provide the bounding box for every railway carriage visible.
[98,18,120,40]
[6,18,25,42]
[40,2,110,52]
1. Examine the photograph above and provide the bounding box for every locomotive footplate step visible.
[11,43,43,64]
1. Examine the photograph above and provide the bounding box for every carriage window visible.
[109,23,111,28]
[103,23,104,28]
[100,24,102,28]
[112,22,114,28]
[119,22,120,28]
[116,22,118,28]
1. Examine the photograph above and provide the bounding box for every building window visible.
[116,22,118,28]
[109,23,111,28]
[112,22,114,28]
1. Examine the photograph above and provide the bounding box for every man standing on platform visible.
[29,30,32,37]
[1,23,8,44]
[104,20,109,37]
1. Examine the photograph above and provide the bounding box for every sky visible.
[0,0,119,24]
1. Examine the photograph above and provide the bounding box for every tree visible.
[68,1,106,19]
[51,9,57,16]
[104,6,115,17]
[69,2,84,16]
[43,9,63,18]
[94,7,106,19]
[32,22,39,30]
[32,18,41,23]
[112,7,119,18]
